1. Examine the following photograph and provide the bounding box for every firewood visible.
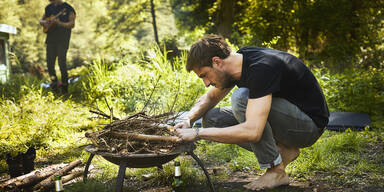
[0,163,66,190]
[85,111,181,154]
[110,132,179,143]
[38,168,85,191]
[33,160,82,191]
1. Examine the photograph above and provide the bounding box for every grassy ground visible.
[2,117,382,191]
[1,50,383,191]
[0,75,383,191]
[61,128,384,192]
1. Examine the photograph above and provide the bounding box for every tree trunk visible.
[216,0,235,39]
[150,0,160,45]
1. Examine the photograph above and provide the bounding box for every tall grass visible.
[78,45,205,115]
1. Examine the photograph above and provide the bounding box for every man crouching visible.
[174,35,329,190]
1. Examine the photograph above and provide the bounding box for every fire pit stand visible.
[83,144,215,192]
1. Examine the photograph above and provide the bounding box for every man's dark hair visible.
[186,34,231,72]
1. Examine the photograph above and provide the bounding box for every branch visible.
[89,110,120,120]
[110,132,178,143]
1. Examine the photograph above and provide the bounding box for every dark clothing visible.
[203,88,324,169]
[44,2,75,90]
[44,2,75,47]
[236,47,329,128]
[46,43,68,86]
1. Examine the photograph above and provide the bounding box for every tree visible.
[150,0,160,45]
[171,0,384,71]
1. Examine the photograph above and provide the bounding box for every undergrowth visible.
[0,44,383,191]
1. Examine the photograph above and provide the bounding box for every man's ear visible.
[211,57,222,69]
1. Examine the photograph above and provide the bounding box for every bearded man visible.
[175,35,329,190]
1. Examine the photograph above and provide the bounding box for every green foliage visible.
[0,74,42,101]
[196,140,240,164]
[0,75,97,158]
[0,0,111,72]
[288,129,383,186]
[172,0,384,70]
[314,67,384,119]
[1,1,384,189]
[79,45,205,115]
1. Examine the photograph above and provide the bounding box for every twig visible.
[104,96,114,123]
[89,110,120,120]
[169,80,181,113]
[140,75,161,113]
[126,112,146,119]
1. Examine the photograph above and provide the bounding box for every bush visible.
[314,67,384,120]
[78,45,206,115]
[0,86,94,157]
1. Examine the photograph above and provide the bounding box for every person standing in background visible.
[39,0,75,94]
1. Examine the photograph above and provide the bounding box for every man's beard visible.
[215,69,236,89]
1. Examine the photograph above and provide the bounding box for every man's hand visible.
[174,120,191,129]
[174,128,198,142]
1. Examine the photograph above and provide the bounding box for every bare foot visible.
[243,164,289,191]
[277,143,300,168]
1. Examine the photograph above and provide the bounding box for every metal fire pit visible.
[83,143,215,192]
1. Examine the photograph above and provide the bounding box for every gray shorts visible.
[202,88,324,169]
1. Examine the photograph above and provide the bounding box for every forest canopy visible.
[0,0,383,73]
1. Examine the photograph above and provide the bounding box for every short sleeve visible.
[246,64,281,99]
[44,6,50,17]
[67,4,76,15]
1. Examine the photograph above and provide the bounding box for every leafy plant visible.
[78,45,205,115]
[314,67,384,120]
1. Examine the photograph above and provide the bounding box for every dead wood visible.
[0,163,66,190]
[33,160,82,191]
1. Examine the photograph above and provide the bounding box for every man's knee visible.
[202,107,238,128]
[231,88,249,122]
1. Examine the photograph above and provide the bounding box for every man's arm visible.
[175,87,233,128]
[55,11,76,29]
[175,94,272,144]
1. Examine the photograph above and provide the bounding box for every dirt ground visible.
[1,136,383,192]
[135,170,384,192]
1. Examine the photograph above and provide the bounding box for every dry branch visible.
[89,110,120,120]
[38,168,84,191]
[0,163,67,190]
[110,132,179,142]
[33,160,82,191]
[85,112,180,154]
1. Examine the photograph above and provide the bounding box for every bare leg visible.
[277,143,300,168]
[243,144,300,190]
[243,163,289,190]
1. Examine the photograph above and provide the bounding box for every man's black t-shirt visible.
[236,47,329,128]
[44,2,75,46]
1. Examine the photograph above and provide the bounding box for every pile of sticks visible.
[86,110,180,155]
[0,160,86,192]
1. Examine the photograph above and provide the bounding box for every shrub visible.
[78,45,206,115]
[314,67,384,120]
[0,87,94,157]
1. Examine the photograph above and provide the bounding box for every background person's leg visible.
[57,43,69,94]
[46,43,58,87]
